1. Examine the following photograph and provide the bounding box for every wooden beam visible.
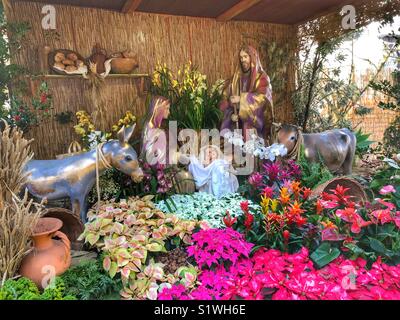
[217,0,262,22]
[121,0,143,14]
[294,0,371,26]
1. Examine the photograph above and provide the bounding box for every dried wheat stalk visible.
[0,121,34,203]
[0,191,44,284]
[0,122,43,283]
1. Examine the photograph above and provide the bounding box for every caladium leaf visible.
[103,256,111,271]
[85,233,100,246]
[121,266,131,279]
[146,242,165,252]
[109,261,118,278]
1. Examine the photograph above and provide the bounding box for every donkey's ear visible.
[272,122,282,132]
[118,126,126,144]
[124,123,136,142]
[118,124,136,144]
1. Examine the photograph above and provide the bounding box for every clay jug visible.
[19,217,71,289]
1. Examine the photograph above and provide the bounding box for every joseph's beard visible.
[241,63,250,73]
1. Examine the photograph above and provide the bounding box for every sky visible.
[329,16,400,76]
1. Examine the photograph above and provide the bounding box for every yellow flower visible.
[74,126,85,136]
[270,199,279,212]
[261,195,270,211]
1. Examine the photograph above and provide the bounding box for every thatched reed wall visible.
[4,1,297,159]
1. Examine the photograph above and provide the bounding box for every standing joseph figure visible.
[220,45,274,140]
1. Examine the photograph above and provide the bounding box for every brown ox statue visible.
[274,123,356,175]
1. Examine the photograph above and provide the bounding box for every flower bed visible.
[159,245,400,300]
[79,195,201,300]
[156,192,260,228]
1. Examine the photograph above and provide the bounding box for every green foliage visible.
[298,145,333,189]
[60,259,121,300]
[0,277,39,300]
[150,62,223,130]
[39,277,76,300]
[293,30,366,132]
[370,157,400,195]
[310,242,341,268]
[0,277,76,300]
[355,128,374,158]
[6,81,53,132]
[0,3,30,117]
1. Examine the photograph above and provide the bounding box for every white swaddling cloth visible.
[188,156,239,199]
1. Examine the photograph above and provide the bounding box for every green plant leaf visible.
[109,262,118,279]
[86,233,100,246]
[310,242,341,268]
[368,237,387,255]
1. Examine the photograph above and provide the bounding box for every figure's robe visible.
[220,71,273,139]
[188,157,239,198]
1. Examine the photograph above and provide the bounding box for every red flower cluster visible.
[223,210,237,228]
[240,201,254,232]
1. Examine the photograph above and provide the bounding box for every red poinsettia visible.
[336,207,373,233]
[371,209,393,225]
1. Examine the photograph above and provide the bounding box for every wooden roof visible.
[12,0,373,25]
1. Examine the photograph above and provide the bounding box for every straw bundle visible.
[0,191,44,284]
[0,121,33,204]
[0,122,44,283]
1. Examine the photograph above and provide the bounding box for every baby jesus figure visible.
[179,145,239,198]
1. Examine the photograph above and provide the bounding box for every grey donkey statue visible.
[24,125,144,222]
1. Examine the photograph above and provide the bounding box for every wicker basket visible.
[173,170,196,194]
[56,141,83,160]
[48,49,87,75]
[311,177,368,204]
[110,57,139,74]
[43,208,84,251]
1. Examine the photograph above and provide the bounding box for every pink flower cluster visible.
[142,162,174,194]
[187,228,254,268]
[160,247,400,300]
[248,160,301,197]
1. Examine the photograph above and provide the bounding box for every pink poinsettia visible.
[379,185,396,195]
[187,228,253,268]
[371,209,393,225]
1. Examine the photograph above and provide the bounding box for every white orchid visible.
[224,131,287,162]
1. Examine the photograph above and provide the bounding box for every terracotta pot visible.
[111,57,139,74]
[43,208,84,251]
[19,217,71,289]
